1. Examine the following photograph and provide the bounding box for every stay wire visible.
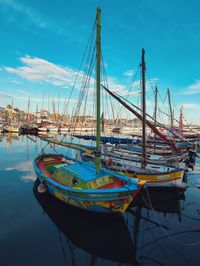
[144,187,200,246]
[61,17,96,139]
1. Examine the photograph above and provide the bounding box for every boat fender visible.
[38,183,47,193]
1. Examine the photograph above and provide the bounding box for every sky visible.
[0,0,200,124]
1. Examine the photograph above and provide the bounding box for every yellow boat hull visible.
[125,169,185,188]
[6,127,19,133]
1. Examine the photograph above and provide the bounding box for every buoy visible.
[38,183,47,193]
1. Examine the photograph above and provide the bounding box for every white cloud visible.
[0,0,85,42]
[4,55,82,88]
[4,56,135,97]
[11,80,21,84]
[182,103,200,110]
[16,89,30,96]
[0,0,48,29]
[182,80,200,95]
[123,69,136,77]
[0,89,78,105]
[106,77,141,97]
[3,55,158,114]
[0,92,13,98]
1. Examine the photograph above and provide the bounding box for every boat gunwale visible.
[33,155,140,195]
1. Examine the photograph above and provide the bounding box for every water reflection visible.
[0,134,200,266]
[133,189,184,215]
[5,132,20,144]
[33,181,139,266]
[33,176,198,266]
[127,189,200,265]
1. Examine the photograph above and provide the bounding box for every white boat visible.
[47,126,58,132]
[103,144,185,167]
[0,125,3,133]
[4,126,20,133]
[59,127,69,132]
[100,49,186,189]
[38,127,47,132]
[82,151,185,189]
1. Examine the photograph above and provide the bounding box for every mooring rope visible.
[143,187,200,246]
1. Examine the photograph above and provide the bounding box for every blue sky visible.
[0,0,200,124]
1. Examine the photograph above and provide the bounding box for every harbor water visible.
[0,133,200,266]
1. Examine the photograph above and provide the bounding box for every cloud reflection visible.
[4,161,36,182]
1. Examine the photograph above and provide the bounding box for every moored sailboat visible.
[100,49,186,189]
[33,7,144,214]
[4,126,20,133]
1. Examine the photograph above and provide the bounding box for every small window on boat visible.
[72,177,78,186]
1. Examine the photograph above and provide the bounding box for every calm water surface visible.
[0,133,200,266]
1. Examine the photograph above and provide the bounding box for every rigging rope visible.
[144,187,200,246]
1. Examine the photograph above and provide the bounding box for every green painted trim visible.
[95,6,101,173]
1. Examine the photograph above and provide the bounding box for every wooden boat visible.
[33,154,144,213]
[82,152,185,188]
[40,138,186,189]
[58,126,69,133]
[38,126,47,132]
[103,144,185,166]
[4,126,20,133]
[112,127,121,133]
[21,124,38,135]
[100,50,187,189]
[47,125,58,132]
[33,7,145,214]
[33,183,139,265]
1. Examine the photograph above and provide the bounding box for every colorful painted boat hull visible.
[33,154,144,214]
[5,126,19,133]
[111,168,185,189]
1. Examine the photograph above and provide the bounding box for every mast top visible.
[141,48,146,67]
[142,48,145,55]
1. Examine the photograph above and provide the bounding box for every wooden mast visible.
[95,6,101,173]
[48,91,50,113]
[154,86,158,150]
[27,96,30,122]
[179,105,183,137]
[141,48,146,169]
[57,90,60,123]
[167,88,174,138]
[102,86,180,152]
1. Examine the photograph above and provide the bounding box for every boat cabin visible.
[50,163,125,190]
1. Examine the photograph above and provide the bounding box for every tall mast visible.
[52,98,56,122]
[154,85,158,150]
[36,103,38,123]
[103,85,180,152]
[95,6,101,173]
[10,98,14,125]
[101,112,105,133]
[42,91,45,111]
[167,88,174,137]
[27,96,30,122]
[179,105,183,137]
[48,91,50,113]
[57,90,60,121]
[141,48,146,169]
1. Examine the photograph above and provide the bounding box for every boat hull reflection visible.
[33,181,139,265]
